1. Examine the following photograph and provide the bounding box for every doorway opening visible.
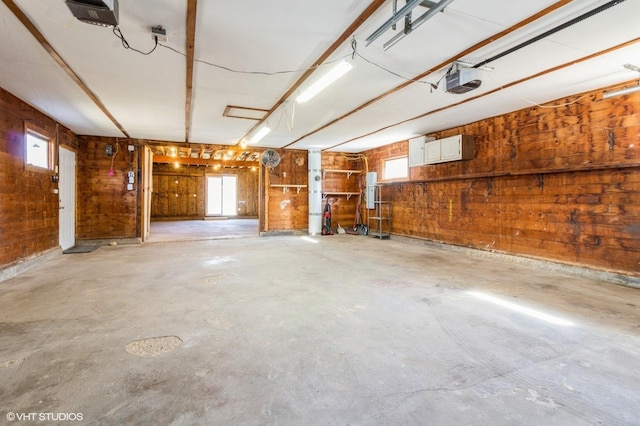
[207,175,237,217]
[145,160,259,243]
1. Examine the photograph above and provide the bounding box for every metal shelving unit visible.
[367,184,390,239]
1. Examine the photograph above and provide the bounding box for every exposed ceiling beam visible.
[153,156,258,167]
[283,0,573,149]
[143,140,239,150]
[2,0,130,138]
[327,37,640,150]
[185,0,198,143]
[237,0,387,145]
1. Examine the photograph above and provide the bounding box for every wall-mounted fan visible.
[260,149,281,169]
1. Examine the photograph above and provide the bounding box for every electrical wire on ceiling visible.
[113,26,158,55]
[484,70,590,109]
[108,26,445,89]
[354,51,448,90]
[349,36,444,89]
[102,0,627,99]
[157,38,447,88]
[159,43,350,76]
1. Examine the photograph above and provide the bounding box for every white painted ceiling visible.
[1,0,639,153]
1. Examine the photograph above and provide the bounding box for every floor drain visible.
[204,276,222,285]
[125,336,183,358]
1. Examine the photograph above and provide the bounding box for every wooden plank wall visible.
[76,136,138,240]
[262,151,365,232]
[0,87,76,268]
[321,153,365,228]
[264,150,308,231]
[363,86,640,275]
[151,163,258,218]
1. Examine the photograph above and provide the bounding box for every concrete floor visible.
[148,219,259,243]
[1,234,639,425]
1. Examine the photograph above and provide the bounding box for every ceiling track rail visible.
[283,0,573,149]
[474,0,627,69]
[379,0,455,51]
[2,0,130,138]
[326,37,640,151]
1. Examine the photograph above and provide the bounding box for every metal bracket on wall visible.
[607,129,615,150]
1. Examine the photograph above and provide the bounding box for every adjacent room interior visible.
[1,0,639,423]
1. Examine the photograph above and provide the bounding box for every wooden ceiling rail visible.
[2,0,130,138]
[283,0,573,149]
[153,156,258,167]
[327,37,640,150]
[237,0,387,146]
[185,0,198,143]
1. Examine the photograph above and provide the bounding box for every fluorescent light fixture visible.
[249,126,271,144]
[296,60,353,103]
[602,84,640,99]
[468,291,575,327]
[603,64,640,99]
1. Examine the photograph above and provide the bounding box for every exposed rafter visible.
[2,0,130,138]
[327,37,640,150]
[185,0,198,143]
[283,0,573,149]
[237,0,387,146]
[153,156,258,167]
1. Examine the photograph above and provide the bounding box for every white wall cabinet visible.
[409,136,435,167]
[409,136,425,167]
[424,135,474,165]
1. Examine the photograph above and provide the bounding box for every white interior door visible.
[206,175,237,216]
[58,146,76,250]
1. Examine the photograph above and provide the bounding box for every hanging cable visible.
[339,152,369,173]
[157,35,446,89]
[113,27,158,55]
[159,43,350,76]
[351,37,358,60]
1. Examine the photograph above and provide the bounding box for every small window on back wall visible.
[383,156,408,180]
[25,130,51,170]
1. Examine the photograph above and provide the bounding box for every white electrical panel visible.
[365,171,377,209]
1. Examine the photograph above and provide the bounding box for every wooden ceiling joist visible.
[327,37,640,150]
[237,0,387,145]
[285,0,574,149]
[154,155,258,167]
[184,0,198,143]
[2,0,130,138]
